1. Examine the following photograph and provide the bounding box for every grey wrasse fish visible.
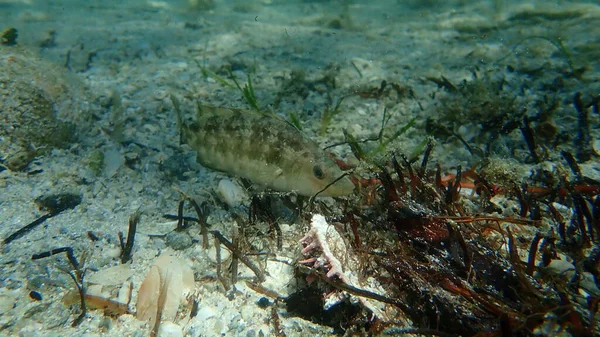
[178,104,355,197]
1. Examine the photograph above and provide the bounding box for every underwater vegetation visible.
[168,30,599,335]
[3,2,599,335]
[333,148,600,336]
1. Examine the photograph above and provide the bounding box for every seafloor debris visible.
[136,254,195,337]
[31,247,89,326]
[119,211,139,264]
[3,193,81,245]
[0,27,17,46]
[299,214,391,320]
[308,149,600,336]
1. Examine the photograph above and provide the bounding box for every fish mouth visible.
[313,175,355,197]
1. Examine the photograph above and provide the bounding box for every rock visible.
[195,305,217,321]
[0,48,93,171]
[217,179,249,208]
[545,259,575,276]
[157,322,183,337]
[160,152,191,181]
[166,231,193,251]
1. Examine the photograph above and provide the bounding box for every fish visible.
[178,104,355,197]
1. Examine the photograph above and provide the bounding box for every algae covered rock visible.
[0,47,93,170]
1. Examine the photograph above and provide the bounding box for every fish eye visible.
[313,165,325,180]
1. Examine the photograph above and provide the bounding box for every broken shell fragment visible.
[136,254,195,335]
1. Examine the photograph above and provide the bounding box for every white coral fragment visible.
[300,214,348,279]
[300,214,388,318]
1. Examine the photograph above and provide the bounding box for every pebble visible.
[157,322,183,337]
[166,231,193,250]
[544,259,575,275]
[195,305,217,321]
[256,297,270,309]
[217,179,249,208]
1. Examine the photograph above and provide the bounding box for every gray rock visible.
[166,231,193,250]
[0,48,93,171]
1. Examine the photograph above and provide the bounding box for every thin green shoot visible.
[288,111,303,131]
[170,94,184,145]
[226,69,261,112]
[320,96,348,136]
[368,118,417,158]
[495,36,582,80]
[194,60,235,88]
[343,129,366,161]
[407,137,431,163]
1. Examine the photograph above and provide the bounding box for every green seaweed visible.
[342,114,417,164]
[369,118,417,158]
[87,150,104,176]
[241,74,260,112]
[195,61,263,112]
[343,129,366,161]
[425,73,522,158]
[195,61,235,88]
[496,35,584,80]
[287,111,303,131]
[1,27,18,46]
[320,96,347,136]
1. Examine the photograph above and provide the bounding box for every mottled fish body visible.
[180,105,354,197]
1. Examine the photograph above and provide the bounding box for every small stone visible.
[545,259,575,276]
[195,305,217,321]
[1,27,18,45]
[160,152,191,181]
[256,297,270,309]
[593,138,600,153]
[217,179,249,208]
[157,321,183,337]
[132,182,144,193]
[166,231,193,250]
[29,291,42,301]
[131,331,146,337]
[35,192,82,214]
[4,149,35,171]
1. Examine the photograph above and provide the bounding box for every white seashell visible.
[103,147,124,178]
[136,255,195,333]
[87,264,133,286]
